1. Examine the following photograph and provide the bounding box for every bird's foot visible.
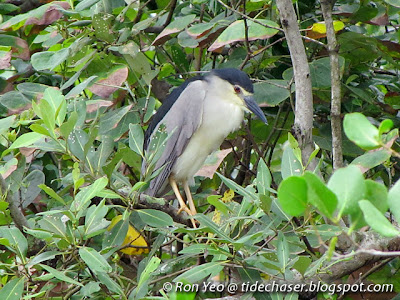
[177,205,197,228]
[177,205,192,216]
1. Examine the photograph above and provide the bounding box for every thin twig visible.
[216,0,283,32]
[239,0,251,70]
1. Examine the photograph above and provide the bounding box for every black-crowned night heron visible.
[142,68,267,220]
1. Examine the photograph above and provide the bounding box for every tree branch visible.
[276,0,315,169]
[0,175,29,232]
[320,0,343,170]
[137,194,193,226]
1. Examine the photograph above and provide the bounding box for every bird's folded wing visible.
[145,80,206,196]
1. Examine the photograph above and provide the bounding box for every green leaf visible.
[209,19,279,51]
[216,172,256,201]
[31,48,69,71]
[23,228,53,240]
[38,184,66,205]
[93,13,115,43]
[102,218,128,250]
[65,76,98,99]
[75,0,101,11]
[38,214,69,241]
[278,176,307,216]
[350,149,391,172]
[359,200,400,238]
[97,273,124,295]
[68,129,89,161]
[81,282,101,297]
[350,180,388,230]
[379,119,394,137]
[129,257,161,300]
[256,159,272,196]
[253,80,290,106]
[0,227,28,259]
[84,200,110,239]
[92,136,114,175]
[303,172,337,219]
[0,277,24,300]
[70,177,108,212]
[384,0,400,8]
[196,214,233,242]
[137,256,160,289]
[207,195,229,215]
[388,179,400,224]
[26,251,61,268]
[20,170,45,208]
[281,143,303,179]
[9,132,45,149]
[277,232,289,271]
[0,158,17,177]
[79,247,112,273]
[327,165,365,216]
[30,124,51,136]
[153,14,196,45]
[39,264,83,286]
[174,261,225,283]
[0,91,30,113]
[129,123,144,157]
[0,3,19,14]
[59,111,78,139]
[0,115,15,136]
[99,105,132,135]
[0,238,10,246]
[187,22,216,38]
[343,113,380,150]
[283,57,345,89]
[42,88,65,126]
[136,209,173,227]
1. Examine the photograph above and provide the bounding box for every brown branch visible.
[0,175,29,232]
[320,0,343,170]
[163,0,177,28]
[276,0,315,170]
[137,194,192,227]
[319,235,400,283]
[239,0,251,70]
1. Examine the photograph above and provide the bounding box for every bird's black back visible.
[143,75,204,150]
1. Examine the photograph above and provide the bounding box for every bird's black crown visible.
[210,68,254,93]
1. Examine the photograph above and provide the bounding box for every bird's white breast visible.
[172,87,244,182]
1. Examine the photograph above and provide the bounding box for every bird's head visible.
[208,68,268,124]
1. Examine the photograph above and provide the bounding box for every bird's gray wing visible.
[144,80,206,196]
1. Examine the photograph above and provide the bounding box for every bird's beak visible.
[244,95,268,124]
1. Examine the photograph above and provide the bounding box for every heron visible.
[142,68,268,222]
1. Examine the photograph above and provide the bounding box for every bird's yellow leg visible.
[183,181,197,216]
[169,178,197,228]
[169,178,192,215]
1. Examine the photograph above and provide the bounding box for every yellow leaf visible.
[108,215,149,256]
[311,21,345,34]
[312,22,327,34]
[333,21,345,32]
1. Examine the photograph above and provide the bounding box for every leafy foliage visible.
[0,0,400,299]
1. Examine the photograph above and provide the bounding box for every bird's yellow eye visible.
[234,86,241,94]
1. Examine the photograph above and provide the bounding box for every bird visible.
[142,68,268,221]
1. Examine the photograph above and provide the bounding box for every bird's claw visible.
[177,205,197,228]
[177,205,192,216]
